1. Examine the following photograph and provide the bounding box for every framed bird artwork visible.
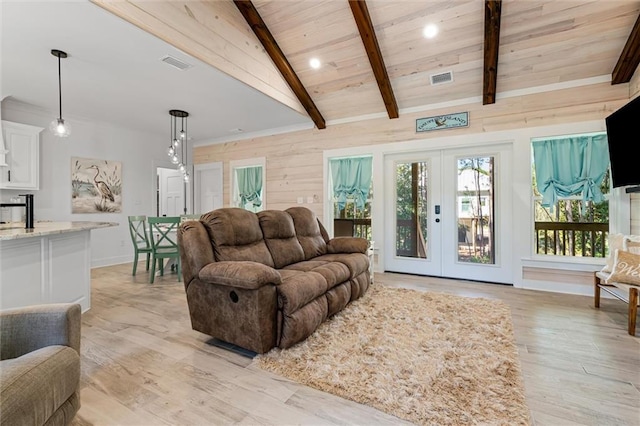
[71,157,122,213]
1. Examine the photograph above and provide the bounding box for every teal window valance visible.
[330,156,372,211]
[236,165,263,209]
[532,134,609,210]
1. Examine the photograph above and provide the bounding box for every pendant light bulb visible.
[173,138,179,148]
[50,49,70,138]
[183,173,190,183]
[180,130,186,139]
[167,146,175,156]
[171,154,179,164]
[49,118,71,138]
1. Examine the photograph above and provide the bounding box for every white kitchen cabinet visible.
[0,120,43,190]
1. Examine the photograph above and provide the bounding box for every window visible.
[230,157,266,213]
[457,156,495,264]
[329,156,372,240]
[531,133,610,258]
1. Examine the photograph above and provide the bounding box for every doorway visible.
[383,143,513,284]
[194,162,223,214]
[157,167,185,216]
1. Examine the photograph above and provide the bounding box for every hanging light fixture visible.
[49,49,71,138]
[167,109,190,183]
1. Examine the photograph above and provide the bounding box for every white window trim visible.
[229,157,266,209]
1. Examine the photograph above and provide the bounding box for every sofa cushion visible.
[279,296,328,349]
[282,260,351,289]
[286,207,327,260]
[314,253,369,279]
[0,345,80,426]
[258,210,305,269]
[201,208,274,267]
[326,282,352,317]
[278,270,328,314]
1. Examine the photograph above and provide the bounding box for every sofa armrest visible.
[326,237,369,254]
[199,261,282,290]
[179,220,216,286]
[0,303,81,361]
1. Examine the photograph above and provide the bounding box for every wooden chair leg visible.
[132,251,139,276]
[145,253,150,271]
[149,257,156,284]
[629,287,638,336]
[594,273,601,308]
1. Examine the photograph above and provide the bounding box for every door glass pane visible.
[456,156,495,264]
[395,161,428,259]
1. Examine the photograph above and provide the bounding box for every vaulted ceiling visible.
[74,1,640,132]
[2,0,640,138]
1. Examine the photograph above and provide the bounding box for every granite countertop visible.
[0,221,119,241]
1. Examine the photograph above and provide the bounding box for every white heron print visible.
[71,157,122,213]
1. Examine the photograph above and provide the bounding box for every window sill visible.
[521,255,604,272]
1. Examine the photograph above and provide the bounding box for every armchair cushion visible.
[1,346,80,426]
[0,303,81,426]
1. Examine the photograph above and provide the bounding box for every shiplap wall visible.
[194,80,638,294]
[194,80,630,216]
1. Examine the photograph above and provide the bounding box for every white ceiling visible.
[1,0,312,144]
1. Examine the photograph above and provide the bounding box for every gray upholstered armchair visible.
[0,303,81,426]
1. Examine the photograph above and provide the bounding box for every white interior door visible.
[158,168,184,216]
[194,162,223,214]
[384,143,513,284]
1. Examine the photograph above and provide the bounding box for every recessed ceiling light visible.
[423,24,438,39]
[309,58,321,69]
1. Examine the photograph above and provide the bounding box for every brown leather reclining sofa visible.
[178,206,371,354]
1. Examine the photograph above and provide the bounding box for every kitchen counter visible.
[1,221,119,312]
[0,221,117,240]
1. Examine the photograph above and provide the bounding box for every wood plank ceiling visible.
[93,0,640,129]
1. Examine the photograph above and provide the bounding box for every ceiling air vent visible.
[160,55,192,71]
[430,70,453,85]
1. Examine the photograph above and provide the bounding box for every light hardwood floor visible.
[72,263,640,426]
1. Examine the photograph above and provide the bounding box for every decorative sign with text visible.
[416,112,469,132]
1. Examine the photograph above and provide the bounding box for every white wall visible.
[1,99,170,267]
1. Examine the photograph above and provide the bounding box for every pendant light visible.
[49,49,71,138]
[167,110,190,183]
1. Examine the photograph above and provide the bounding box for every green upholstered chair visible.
[148,216,181,284]
[127,215,152,276]
[0,303,81,425]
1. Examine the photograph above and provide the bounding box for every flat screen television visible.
[605,96,640,189]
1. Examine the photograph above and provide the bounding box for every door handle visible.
[435,205,440,214]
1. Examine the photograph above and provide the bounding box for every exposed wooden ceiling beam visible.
[483,0,502,105]
[233,0,326,129]
[348,0,399,119]
[612,13,640,84]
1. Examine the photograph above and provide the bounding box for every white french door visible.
[383,143,513,284]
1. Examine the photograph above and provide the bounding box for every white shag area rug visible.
[252,283,531,425]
